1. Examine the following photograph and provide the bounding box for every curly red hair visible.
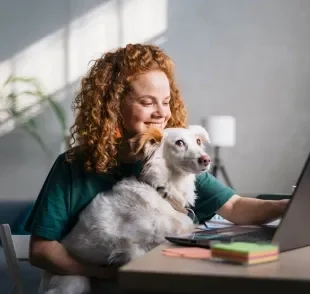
[67,43,187,173]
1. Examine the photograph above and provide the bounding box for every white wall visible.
[0,0,71,201]
[164,0,310,194]
[0,0,309,202]
[0,0,168,201]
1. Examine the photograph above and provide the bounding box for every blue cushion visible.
[11,202,34,235]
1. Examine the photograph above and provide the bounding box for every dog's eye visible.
[175,140,185,147]
[196,138,201,146]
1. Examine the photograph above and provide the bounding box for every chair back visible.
[0,224,30,294]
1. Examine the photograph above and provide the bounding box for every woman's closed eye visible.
[140,100,170,107]
[141,102,153,106]
[140,99,153,106]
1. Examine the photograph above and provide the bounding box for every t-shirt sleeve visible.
[193,172,236,223]
[24,154,71,241]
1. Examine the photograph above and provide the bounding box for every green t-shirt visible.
[25,152,235,241]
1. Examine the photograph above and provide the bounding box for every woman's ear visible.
[187,125,211,144]
[129,127,163,156]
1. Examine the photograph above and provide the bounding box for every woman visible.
[25,43,287,286]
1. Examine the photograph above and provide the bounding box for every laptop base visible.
[166,226,276,249]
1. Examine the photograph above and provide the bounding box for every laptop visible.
[166,152,310,252]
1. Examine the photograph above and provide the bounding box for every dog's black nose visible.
[198,155,211,166]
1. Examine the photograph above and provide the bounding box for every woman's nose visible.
[154,105,166,117]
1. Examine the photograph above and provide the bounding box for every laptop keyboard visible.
[216,227,276,242]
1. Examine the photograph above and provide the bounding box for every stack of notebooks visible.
[210,242,279,265]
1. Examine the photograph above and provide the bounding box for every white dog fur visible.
[39,125,211,294]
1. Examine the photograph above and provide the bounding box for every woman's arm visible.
[29,236,117,279]
[217,195,289,225]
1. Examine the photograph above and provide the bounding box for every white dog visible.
[40,125,211,294]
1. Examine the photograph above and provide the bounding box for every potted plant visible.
[0,75,67,154]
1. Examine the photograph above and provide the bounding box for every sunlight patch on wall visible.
[0,0,168,138]
[0,59,12,118]
[121,0,168,46]
[68,0,120,84]
[13,29,66,96]
[0,28,66,137]
[0,60,15,135]
[0,59,13,89]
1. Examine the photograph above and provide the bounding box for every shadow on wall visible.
[0,0,169,203]
[0,0,113,62]
[0,0,168,291]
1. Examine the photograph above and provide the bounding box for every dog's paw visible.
[156,185,187,208]
[173,213,195,235]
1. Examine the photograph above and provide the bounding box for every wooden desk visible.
[119,243,310,294]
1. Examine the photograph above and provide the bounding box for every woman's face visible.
[121,70,171,137]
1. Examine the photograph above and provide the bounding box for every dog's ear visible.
[129,127,163,156]
[187,125,211,144]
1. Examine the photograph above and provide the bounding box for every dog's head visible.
[130,125,212,174]
[162,125,211,174]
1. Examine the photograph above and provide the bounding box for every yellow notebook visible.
[210,242,279,265]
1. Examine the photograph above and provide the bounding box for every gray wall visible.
[165,0,310,194]
[0,0,84,201]
[0,0,309,204]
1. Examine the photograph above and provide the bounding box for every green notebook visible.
[210,242,278,254]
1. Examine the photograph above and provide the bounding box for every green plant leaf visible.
[45,95,67,135]
[7,107,25,124]
[0,75,67,153]
[2,75,41,89]
[22,122,51,155]
[26,116,38,129]
[6,107,47,152]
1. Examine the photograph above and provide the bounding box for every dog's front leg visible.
[156,184,188,213]
[140,170,188,212]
